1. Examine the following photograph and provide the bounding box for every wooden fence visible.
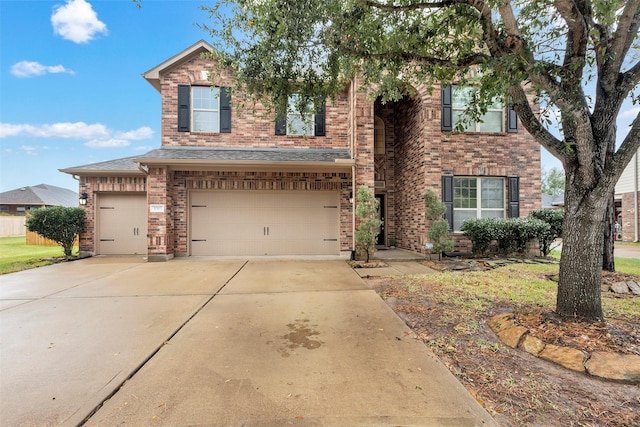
[0,216,78,246]
[25,230,67,246]
[0,216,26,237]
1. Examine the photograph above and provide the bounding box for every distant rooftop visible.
[542,193,564,209]
[0,184,78,207]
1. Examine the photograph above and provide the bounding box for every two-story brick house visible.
[61,40,541,260]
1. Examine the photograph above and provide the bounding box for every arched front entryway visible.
[374,91,427,253]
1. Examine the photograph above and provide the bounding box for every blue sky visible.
[1,0,215,192]
[0,0,637,193]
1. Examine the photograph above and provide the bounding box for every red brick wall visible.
[392,95,429,253]
[147,167,173,258]
[621,191,639,242]
[160,56,350,150]
[373,84,541,254]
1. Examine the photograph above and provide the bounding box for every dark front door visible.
[376,195,385,246]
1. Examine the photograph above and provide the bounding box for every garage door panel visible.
[190,191,340,256]
[97,194,147,255]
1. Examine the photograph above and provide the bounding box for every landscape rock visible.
[488,313,516,333]
[496,326,528,348]
[539,344,588,372]
[520,334,546,356]
[627,281,640,295]
[611,281,630,294]
[585,352,640,382]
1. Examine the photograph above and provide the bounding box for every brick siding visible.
[621,191,639,242]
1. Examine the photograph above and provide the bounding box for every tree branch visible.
[508,85,566,161]
[554,0,589,89]
[605,0,640,79]
[359,0,461,12]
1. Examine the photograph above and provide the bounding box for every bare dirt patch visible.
[365,267,640,427]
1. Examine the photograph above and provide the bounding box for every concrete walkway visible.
[1,257,495,426]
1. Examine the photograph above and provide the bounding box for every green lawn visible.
[0,236,71,274]
[549,249,640,275]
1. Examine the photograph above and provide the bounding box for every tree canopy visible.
[542,167,565,196]
[201,0,639,321]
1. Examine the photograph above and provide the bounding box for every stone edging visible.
[488,313,640,383]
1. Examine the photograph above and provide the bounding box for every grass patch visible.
[615,257,640,275]
[548,249,638,275]
[0,236,72,274]
[376,261,640,426]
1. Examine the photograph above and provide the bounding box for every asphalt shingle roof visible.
[60,156,142,173]
[0,184,78,207]
[136,147,352,163]
[59,148,353,177]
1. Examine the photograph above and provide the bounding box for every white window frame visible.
[453,177,505,231]
[286,95,314,136]
[452,86,504,133]
[192,86,220,133]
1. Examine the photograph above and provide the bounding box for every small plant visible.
[530,208,564,256]
[424,190,454,259]
[26,207,86,258]
[354,186,381,262]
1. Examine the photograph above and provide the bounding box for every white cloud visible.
[0,122,109,139]
[115,127,154,140]
[619,107,640,120]
[84,138,130,148]
[20,145,48,156]
[51,0,107,44]
[0,122,154,149]
[11,61,75,78]
[133,145,154,152]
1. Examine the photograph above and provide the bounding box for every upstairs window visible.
[452,87,503,132]
[192,87,220,132]
[177,85,231,133]
[441,85,517,133]
[275,95,326,136]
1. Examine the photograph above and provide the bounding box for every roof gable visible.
[142,40,214,92]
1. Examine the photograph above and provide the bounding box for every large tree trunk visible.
[602,192,616,272]
[557,188,606,321]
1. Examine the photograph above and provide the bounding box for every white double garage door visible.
[190,191,341,256]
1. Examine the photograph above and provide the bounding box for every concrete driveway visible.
[1,257,495,426]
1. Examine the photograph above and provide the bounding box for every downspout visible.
[634,151,639,242]
[352,164,357,259]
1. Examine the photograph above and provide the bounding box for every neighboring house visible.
[541,193,564,209]
[60,40,541,259]
[0,184,78,216]
[615,148,639,242]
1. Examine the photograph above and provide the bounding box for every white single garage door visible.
[190,191,340,256]
[97,193,147,255]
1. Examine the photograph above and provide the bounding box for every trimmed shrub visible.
[530,208,564,256]
[460,218,498,255]
[461,217,550,256]
[26,206,86,258]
